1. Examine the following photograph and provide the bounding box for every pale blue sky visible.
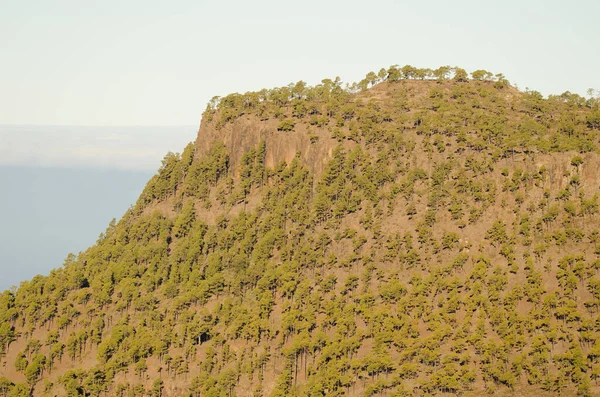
[1,0,599,129]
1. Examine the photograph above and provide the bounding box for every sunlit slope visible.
[2,66,600,396]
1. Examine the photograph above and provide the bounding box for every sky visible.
[1,0,599,128]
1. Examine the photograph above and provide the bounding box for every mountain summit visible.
[2,66,600,396]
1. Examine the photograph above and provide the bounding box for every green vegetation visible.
[1,66,600,396]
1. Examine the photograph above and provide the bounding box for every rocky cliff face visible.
[195,115,339,177]
[194,104,600,202]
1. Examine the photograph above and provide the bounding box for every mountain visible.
[2,66,600,397]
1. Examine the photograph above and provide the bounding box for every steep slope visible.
[2,66,600,397]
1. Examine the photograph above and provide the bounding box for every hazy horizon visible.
[0,124,196,170]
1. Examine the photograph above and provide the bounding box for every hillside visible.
[2,65,600,397]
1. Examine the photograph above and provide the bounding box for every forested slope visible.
[2,66,600,396]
